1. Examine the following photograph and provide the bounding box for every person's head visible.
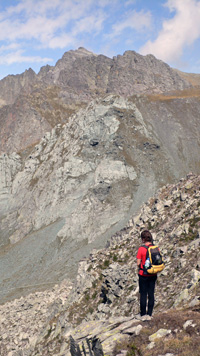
[140,230,153,243]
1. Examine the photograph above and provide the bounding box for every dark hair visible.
[141,230,153,242]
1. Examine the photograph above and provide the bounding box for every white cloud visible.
[125,0,137,6]
[95,0,118,7]
[0,50,52,65]
[0,43,20,53]
[0,1,151,47]
[73,13,105,36]
[48,34,75,49]
[140,0,200,64]
[0,0,109,55]
[109,9,152,38]
[0,2,76,43]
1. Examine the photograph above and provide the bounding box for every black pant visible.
[139,275,157,316]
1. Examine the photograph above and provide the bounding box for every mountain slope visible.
[0,88,200,303]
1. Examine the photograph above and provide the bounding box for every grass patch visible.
[92,291,98,300]
[98,260,111,269]
[146,87,200,102]
[84,292,90,302]
[87,265,92,272]
[113,339,142,356]
[113,254,118,262]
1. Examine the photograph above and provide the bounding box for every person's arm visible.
[137,247,142,272]
[137,258,141,271]
[137,259,141,267]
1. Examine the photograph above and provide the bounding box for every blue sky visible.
[0,0,200,79]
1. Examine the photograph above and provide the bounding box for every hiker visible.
[136,230,157,319]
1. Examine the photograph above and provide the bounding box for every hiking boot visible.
[145,315,152,321]
[141,315,148,321]
[134,314,149,321]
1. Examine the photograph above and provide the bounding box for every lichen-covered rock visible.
[149,328,171,341]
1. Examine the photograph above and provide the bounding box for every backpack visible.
[142,244,165,274]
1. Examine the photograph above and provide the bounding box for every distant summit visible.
[0,48,192,153]
[74,46,97,56]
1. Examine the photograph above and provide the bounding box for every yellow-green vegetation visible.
[146,87,200,102]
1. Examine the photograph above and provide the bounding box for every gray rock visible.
[180,192,187,201]
[183,320,196,329]
[122,324,142,335]
[149,329,171,342]
[188,296,200,307]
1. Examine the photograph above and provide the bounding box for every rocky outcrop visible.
[0,153,21,200]
[2,96,140,244]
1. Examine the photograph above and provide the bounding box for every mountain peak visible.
[77,47,96,56]
[62,46,96,60]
